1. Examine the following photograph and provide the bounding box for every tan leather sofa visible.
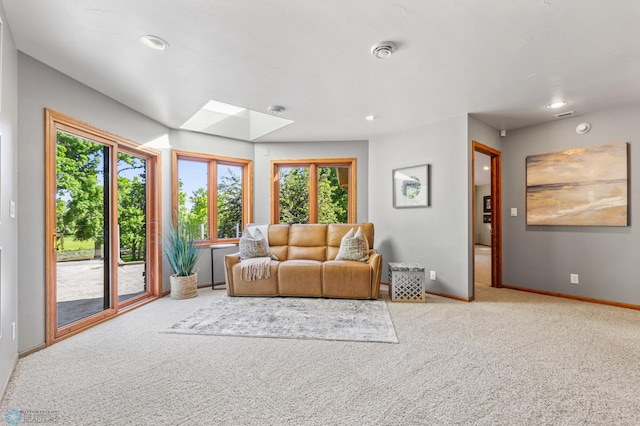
[224,223,382,300]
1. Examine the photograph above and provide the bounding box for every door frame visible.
[472,141,502,290]
[45,109,162,345]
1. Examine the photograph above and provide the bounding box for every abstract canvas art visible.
[526,142,628,226]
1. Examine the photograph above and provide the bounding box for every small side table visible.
[388,262,426,302]
[210,244,237,289]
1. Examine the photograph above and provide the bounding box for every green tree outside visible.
[56,132,106,259]
[177,167,243,240]
[117,152,147,261]
[279,166,348,224]
[217,167,243,238]
[56,133,148,262]
[279,168,310,224]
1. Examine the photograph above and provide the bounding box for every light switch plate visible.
[510,207,517,217]
[10,201,16,219]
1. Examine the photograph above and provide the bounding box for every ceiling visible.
[3,0,640,142]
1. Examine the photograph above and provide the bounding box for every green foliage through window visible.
[176,154,247,241]
[55,132,148,262]
[276,162,351,224]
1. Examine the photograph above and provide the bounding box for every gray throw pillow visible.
[335,227,369,262]
[239,227,277,260]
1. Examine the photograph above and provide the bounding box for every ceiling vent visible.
[553,110,576,119]
[370,41,397,59]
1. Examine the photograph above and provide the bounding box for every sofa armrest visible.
[368,250,382,300]
[224,253,241,295]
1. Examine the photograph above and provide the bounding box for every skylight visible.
[180,100,294,141]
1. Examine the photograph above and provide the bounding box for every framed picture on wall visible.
[483,195,491,213]
[392,164,430,208]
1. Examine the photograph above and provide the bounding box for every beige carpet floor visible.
[2,284,640,425]
[474,244,492,287]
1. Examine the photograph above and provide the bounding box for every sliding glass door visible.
[46,110,160,344]
[55,133,112,328]
[117,151,149,306]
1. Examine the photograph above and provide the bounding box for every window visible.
[271,159,356,224]
[172,150,252,243]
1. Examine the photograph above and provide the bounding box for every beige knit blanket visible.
[240,257,272,281]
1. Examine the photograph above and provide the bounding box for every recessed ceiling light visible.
[546,100,568,109]
[140,35,169,51]
[370,42,397,59]
[365,115,380,121]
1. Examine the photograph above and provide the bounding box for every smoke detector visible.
[370,41,397,59]
[268,105,285,115]
[576,123,591,134]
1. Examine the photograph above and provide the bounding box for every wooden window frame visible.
[271,158,357,224]
[172,150,253,245]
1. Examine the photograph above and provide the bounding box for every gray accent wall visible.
[502,106,640,305]
[16,53,172,353]
[369,115,472,299]
[0,2,19,399]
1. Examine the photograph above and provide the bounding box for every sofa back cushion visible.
[288,224,327,261]
[327,223,374,260]
[268,224,290,261]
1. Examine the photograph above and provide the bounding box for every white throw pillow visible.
[239,228,277,260]
[247,224,270,246]
[238,228,277,260]
[335,227,369,262]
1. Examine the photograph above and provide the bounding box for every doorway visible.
[472,141,502,293]
[45,110,161,344]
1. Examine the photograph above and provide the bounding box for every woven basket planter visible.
[170,272,198,299]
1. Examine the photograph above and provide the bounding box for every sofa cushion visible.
[288,224,327,261]
[239,228,277,260]
[335,227,369,262]
[268,224,290,261]
[278,260,323,297]
[327,223,374,260]
[323,260,372,299]
[231,261,279,296]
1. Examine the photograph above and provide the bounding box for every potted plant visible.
[163,224,199,299]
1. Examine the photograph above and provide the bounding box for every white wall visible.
[16,53,172,353]
[252,141,369,224]
[369,115,472,299]
[502,106,640,305]
[0,2,20,399]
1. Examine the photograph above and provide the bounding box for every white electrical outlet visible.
[570,274,579,285]
[10,201,16,219]
[430,271,436,280]
[12,322,16,341]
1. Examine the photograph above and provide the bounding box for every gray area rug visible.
[164,296,398,343]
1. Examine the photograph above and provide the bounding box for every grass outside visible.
[56,236,143,262]
[57,236,98,261]
[58,236,94,251]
